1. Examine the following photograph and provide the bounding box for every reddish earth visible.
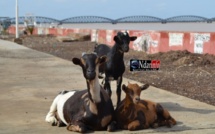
[2,35,215,106]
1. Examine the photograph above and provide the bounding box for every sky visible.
[0,0,215,20]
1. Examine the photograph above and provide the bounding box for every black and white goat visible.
[94,31,137,105]
[45,53,116,133]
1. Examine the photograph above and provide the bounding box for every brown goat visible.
[115,82,176,131]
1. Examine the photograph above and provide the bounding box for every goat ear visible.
[114,36,120,43]
[72,58,81,65]
[140,84,150,91]
[98,56,107,64]
[130,36,137,41]
[122,84,127,92]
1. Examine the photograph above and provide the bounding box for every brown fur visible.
[115,83,176,131]
[46,53,116,133]
[101,115,112,127]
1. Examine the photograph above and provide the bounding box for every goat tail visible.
[45,94,61,125]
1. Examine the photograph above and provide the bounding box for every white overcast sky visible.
[0,0,214,20]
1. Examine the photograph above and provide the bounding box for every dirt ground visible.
[2,35,215,106]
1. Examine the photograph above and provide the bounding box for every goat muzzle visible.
[86,70,96,80]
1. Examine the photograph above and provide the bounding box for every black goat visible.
[94,31,137,105]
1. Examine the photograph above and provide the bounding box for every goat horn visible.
[92,52,97,55]
[82,52,86,56]
[123,30,128,35]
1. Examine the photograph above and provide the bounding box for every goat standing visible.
[94,31,137,105]
[45,53,116,133]
[115,82,176,131]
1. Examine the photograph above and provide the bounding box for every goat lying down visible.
[45,53,116,133]
[115,82,176,131]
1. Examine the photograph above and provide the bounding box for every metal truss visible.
[1,15,214,26]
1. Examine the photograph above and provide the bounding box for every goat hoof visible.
[57,121,66,127]
[51,122,57,126]
[151,123,159,128]
[107,121,117,132]
[67,125,87,133]
[166,123,173,128]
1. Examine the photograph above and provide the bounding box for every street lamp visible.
[15,0,19,38]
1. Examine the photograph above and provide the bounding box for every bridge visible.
[0,15,214,25]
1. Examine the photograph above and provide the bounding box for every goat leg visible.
[116,76,122,106]
[127,120,142,131]
[156,104,177,127]
[104,78,112,97]
[67,123,87,133]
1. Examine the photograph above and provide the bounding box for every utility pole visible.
[15,0,19,38]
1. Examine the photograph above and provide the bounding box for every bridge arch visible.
[115,15,164,23]
[61,16,114,23]
[165,15,209,23]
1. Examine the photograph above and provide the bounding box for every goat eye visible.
[129,91,134,95]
